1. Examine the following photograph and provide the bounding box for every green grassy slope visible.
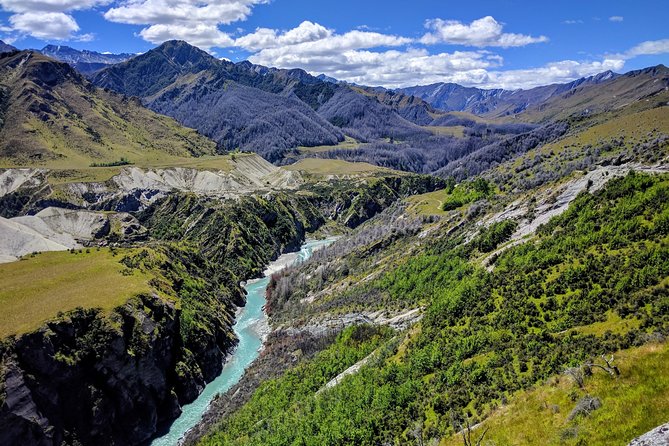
[0,248,153,338]
[198,172,669,446]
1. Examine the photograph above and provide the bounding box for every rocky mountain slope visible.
[0,40,16,53]
[0,50,217,168]
[91,40,427,161]
[398,66,669,123]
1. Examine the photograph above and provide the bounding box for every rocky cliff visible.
[0,294,183,445]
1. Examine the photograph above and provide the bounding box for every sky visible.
[0,0,668,89]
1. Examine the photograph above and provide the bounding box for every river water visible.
[151,238,336,446]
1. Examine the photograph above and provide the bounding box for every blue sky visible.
[1,0,667,89]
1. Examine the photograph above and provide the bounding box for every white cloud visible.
[0,0,109,40]
[623,38,669,58]
[139,23,235,48]
[609,16,624,22]
[250,44,627,90]
[9,11,80,40]
[420,16,548,48]
[250,46,501,88]
[104,0,264,26]
[235,21,331,51]
[0,0,110,13]
[481,58,625,90]
[103,0,267,49]
[563,19,583,25]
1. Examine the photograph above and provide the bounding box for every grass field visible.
[0,249,153,338]
[297,136,362,154]
[440,341,669,446]
[3,153,244,187]
[405,188,451,216]
[426,125,466,138]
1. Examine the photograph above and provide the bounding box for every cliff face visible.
[0,294,185,445]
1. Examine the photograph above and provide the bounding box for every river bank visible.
[150,238,337,446]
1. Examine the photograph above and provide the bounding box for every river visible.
[151,238,336,446]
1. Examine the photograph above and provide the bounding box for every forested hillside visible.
[197,171,669,446]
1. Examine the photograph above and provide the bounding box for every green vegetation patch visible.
[201,172,669,445]
[0,248,152,338]
[200,325,394,446]
[441,177,494,211]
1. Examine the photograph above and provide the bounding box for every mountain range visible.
[397,66,669,122]
[39,45,135,75]
[0,40,16,53]
[396,71,618,117]
[0,50,216,167]
[90,40,426,161]
[1,39,667,178]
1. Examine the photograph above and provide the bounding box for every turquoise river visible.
[151,238,336,445]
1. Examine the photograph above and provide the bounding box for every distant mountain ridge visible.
[0,40,16,53]
[38,45,135,75]
[397,70,620,117]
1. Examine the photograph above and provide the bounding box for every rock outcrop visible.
[628,423,669,446]
[0,295,184,445]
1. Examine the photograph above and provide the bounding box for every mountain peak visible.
[1,50,83,88]
[0,39,17,53]
[152,40,219,70]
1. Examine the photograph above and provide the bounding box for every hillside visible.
[191,160,669,446]
[91,41,345,160]
[517,64,669,122]
[398,66,669,123]
[91,41,433,161]
[0,50,217,168]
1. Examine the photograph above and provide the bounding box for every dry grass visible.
[297,136,362,154]
[405,189,450,216]
[0,249,152,337]
[426,126,466,138]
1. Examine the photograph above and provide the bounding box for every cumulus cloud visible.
[609,16,624,22]
[251,44,626,90]
[235,21,331,51]
[250,45,501,88]
[248,29,411,60]
[9,11,79,40]
[420,16,548,47]
[104,0,263,25]
[139,23,235,47]
[622,38,669,58]
[104,0,267,49]
[0,0,110,13]
[0,0,109,40]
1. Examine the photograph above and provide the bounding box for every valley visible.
[0,15,667,446]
